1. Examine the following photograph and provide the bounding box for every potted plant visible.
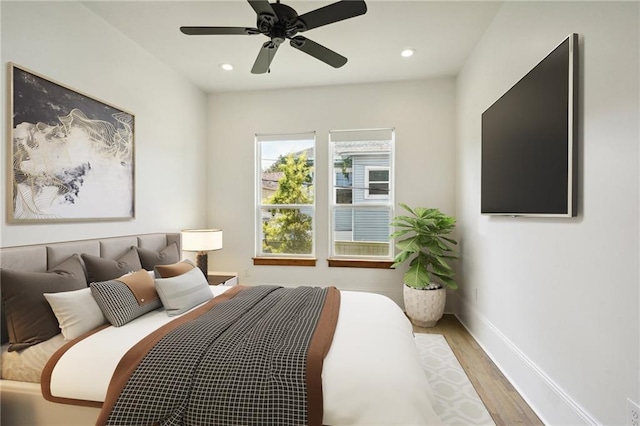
[390,203,458,327]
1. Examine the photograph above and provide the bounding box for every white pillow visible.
[44,288,108,340]
[154,267,213,316]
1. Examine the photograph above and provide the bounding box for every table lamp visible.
[181,229,223,277]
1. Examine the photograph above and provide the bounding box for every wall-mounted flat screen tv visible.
[481,33,578,217]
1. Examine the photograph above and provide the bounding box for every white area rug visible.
[415,333,496,426]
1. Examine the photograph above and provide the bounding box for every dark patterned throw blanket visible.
[96,285,340,426]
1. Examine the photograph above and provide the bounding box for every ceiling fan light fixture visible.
[401,48,415,58]
[219,63,234,71]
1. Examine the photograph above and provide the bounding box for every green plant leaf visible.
[415,218,436,232]
[437,275,458,290]
[389,229,412,239]
[396,236,421,252]
[391,250,412,267]
[414,207,430,219]
[436,256,456,268]
[435,238,450,251]
[440,255,458,262]
[431,262,454,277]
[425,240,444,255]
[398,203,416,216]
[404,262,430,288]
[442,236,458,245]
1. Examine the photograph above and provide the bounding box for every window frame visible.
[333,168,353,205]
[364,166,391,200]
[328,129,395,262]
[255,132,316,260]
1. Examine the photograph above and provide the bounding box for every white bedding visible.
[1,334,65,383]
[47,286,442,425]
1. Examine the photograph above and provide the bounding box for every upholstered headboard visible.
[0,233,180,272]
[0,233,181,344]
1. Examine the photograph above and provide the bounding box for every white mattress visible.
[23,286,443,425]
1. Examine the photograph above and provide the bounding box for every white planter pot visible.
[403,285,446,327]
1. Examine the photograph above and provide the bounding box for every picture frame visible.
[7,63,135,223]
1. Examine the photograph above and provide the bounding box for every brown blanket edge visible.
[306,286,341,426]
[95,284,246,426]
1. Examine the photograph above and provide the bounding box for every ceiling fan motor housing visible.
[258,2,306,42]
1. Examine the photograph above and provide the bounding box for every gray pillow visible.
[1,254,87,351]
[135,243,179,270]
[82,248,142,283]
[154,267,213,316]
[154,259,195,278]
[90,270,162,327]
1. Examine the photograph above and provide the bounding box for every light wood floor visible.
[413,314,544,426]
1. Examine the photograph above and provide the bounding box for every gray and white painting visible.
[11,66,134,221]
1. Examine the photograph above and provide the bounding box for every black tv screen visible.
[481,34,578,217]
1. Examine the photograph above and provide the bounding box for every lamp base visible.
[195,252,208,278]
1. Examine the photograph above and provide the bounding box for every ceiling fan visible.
[180,0,367,74]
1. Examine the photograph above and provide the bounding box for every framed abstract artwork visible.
[8,63,135,223]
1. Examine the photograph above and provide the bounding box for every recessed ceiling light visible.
[219,63,234,71]
[401,49,415,58]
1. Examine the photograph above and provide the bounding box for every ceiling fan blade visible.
[297,0,367,32]
[252,41,280,74]
[290,36,347,68]
[248,0,278,20]
[180,26,259,36]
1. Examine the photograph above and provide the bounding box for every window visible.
[329,129,394,260]
[334,170,353,204]
[365,167,390,199]
[255,133,315,259]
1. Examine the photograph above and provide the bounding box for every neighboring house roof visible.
[297,147,314,160]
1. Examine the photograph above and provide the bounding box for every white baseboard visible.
[454,295,599,426]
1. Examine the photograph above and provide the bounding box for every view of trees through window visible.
[257,134,315,257]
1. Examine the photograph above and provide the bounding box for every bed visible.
[0,233,442,425]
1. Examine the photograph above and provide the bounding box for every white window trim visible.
[328,129,395,260]
[255,133,316,258]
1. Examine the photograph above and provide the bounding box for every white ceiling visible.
[81,0,502,93]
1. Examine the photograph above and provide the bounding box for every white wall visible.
[456,2,639,425]
[207,79,456,306]
[0,1,208,247]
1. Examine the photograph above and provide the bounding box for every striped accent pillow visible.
[154,267,213,316]
[91,279,162,327]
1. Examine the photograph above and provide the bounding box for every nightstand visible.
[207,271,238,286]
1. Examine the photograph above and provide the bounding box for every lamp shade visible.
[181,229,223,252]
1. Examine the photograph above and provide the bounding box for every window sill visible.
[327,259,394,269]
[252,258,393,269]
[253,257,317,267]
